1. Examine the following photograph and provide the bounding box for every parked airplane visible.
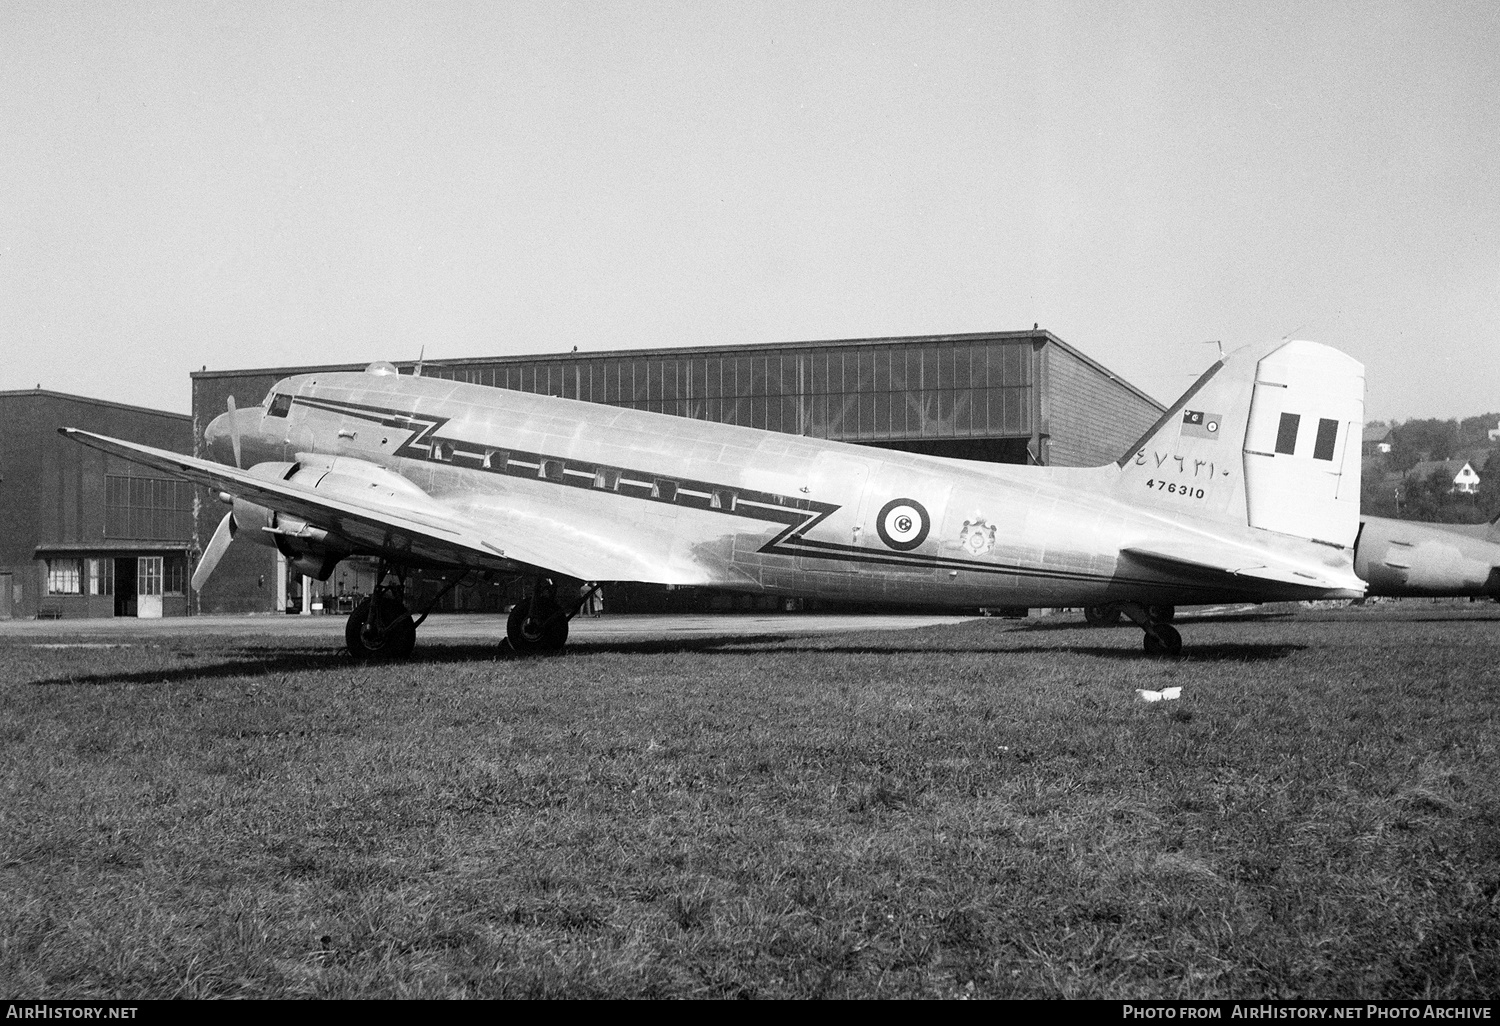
[1354,513,1500,598]
[63,337,1367,658]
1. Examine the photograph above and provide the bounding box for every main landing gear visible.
[1083,604,1175,628]
[1115,603,1182,657]
[344,567,466,660]
[505,579,599,655]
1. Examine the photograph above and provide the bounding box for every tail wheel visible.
[507,597,569,654]
[1142,623,1183,657]
[1083,605,1122,627]
[346,597,416,660]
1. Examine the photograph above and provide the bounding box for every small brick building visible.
[0,389,194,619]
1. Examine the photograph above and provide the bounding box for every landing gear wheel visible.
[1147,605,1176,623]
[507,597,569,654]
[1083,605,1122,627]
[346,597,416,660]
[1142,623,1183,658]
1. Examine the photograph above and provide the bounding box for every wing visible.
[1120,539,1366,596]
[60,429,694,584]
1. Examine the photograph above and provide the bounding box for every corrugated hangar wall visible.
[189,330,1164,614]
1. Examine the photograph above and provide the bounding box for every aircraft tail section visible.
[1488,510,1500,545]
[1116,339,1364,549]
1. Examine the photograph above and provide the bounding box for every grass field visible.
[2,604,1498,999]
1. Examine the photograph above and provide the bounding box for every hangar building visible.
[189,329,1164,615]
[0,389,194,620]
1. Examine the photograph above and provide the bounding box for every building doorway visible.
[137,556,163,618]
[0,573,11,619]
[114,557,137,617]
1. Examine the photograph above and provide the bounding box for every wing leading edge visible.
[59,429,692,585]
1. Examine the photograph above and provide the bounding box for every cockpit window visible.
[267,393,294,418]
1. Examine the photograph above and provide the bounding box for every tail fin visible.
[1116,339,1364,548]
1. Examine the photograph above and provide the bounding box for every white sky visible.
[2,1,1496,421]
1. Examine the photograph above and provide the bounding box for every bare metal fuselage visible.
[207,370,1358,609]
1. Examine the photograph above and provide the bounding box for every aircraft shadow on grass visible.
[697,642,1304,663]
[1006,611,1299,633]
[21,635,791,687]
[23,633,1302,687]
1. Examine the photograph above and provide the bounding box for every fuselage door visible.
[795,452,871,573]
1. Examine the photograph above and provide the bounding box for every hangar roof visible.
[188,329,1161,410]
[0,388,190,422]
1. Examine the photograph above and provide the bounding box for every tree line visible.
[1360,413,1500,524]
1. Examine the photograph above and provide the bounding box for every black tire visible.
[1083,605,1122,627]
[1142,623,1183,658]
[1148,604,1176,623]
[346,597,416,659]
[507,597,569,654]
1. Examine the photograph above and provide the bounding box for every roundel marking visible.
[876,498,931,551]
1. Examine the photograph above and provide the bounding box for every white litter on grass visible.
[1135,686,1182,703]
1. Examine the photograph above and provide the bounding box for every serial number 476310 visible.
[1146,479,1205,498]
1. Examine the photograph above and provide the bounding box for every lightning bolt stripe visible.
[283,393,1229,595]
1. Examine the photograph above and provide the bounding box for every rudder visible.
[1241,340,1363,547]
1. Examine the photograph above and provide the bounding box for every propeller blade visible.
[192,510,238,592]
[226,395,242,469]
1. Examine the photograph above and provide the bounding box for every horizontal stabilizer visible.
[1120,542,1365,595]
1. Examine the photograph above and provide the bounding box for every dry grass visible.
[2,603,1498,998]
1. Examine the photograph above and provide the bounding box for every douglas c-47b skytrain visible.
[64,337,1369,659]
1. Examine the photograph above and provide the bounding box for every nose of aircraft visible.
[204,405,257,466]
[204,410,233,465]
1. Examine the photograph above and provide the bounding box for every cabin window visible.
[483,449,507,472]
[539,459,565,482]
[711,488,737,511]
[432,441,454,462]
[652,479,678,502]
[267,393,293,418]
[46,559,82,595]
[1275,413,1301,455]
[594,468,621,491]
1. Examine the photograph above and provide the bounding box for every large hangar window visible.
[105,476,195,540]
[456,338,1034,443]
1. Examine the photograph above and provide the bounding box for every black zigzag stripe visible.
[283,394,1215,592]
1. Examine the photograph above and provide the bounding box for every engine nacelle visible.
[228,456,435,580]
[231,495,353,582]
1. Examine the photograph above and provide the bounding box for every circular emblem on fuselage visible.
[876,498,931,551]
